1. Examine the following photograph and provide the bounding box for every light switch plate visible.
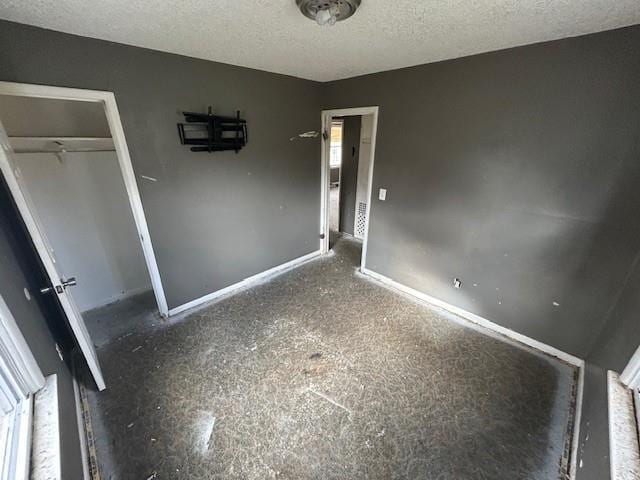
[378,188,387,201]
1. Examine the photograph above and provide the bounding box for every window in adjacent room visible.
[329,120,343,169]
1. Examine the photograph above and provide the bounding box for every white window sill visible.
[30,375,60,480]
[608,370,640,480]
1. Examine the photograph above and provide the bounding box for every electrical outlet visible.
[378,188,387,201]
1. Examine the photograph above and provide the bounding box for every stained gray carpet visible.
[84,237,577,479]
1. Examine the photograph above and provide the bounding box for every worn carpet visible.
[84,236,577,480]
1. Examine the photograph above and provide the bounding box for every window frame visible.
[329,119,343,169]
[621,345,640,391]
[0,295,45,480]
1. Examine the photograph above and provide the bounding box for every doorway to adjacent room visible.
[320,107,379,268]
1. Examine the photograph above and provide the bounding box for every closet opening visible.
[0,83,167,391]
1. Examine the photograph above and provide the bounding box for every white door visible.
[0,122,106,391]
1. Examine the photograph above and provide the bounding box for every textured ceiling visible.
[1,0,639,82]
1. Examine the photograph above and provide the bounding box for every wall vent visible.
[355,202,367,239]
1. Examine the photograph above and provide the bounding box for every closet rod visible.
[12,148,116,153]
[8,136,116,154]
[7,136,112,141]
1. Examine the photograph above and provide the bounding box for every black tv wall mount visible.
[177,107,247,153]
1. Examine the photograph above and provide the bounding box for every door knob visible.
[61,277,77,289]
[40,277,77,295]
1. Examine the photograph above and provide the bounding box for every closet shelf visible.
[8,136,115,154]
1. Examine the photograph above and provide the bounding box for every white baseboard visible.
[570,364,584,480]
[360,267,585,479]
[360,267,586,477]
[168,250,322,316]
[361,267,583,366]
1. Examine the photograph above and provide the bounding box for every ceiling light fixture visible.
[296,0,361,26]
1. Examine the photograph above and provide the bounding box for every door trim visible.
[320,107,379,270]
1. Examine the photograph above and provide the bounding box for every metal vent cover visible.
[355,201,367,239]
[296,0,361,23]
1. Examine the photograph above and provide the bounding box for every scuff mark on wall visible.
[289,130,319,141]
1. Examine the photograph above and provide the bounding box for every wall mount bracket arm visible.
[177,106,247,153]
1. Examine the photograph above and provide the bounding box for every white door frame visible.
[320,106,379,270]
[0,81,168,318]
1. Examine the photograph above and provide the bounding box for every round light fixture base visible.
[296,0,361,26]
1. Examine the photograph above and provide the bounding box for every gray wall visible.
[324,25,640,480]
[587,258,640,372]
[16,152,151,312]
[339,116,360,235]
[577,239,640,480]
[0,177,84,479]
[0,20,322,310]
[323,25,640,360]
